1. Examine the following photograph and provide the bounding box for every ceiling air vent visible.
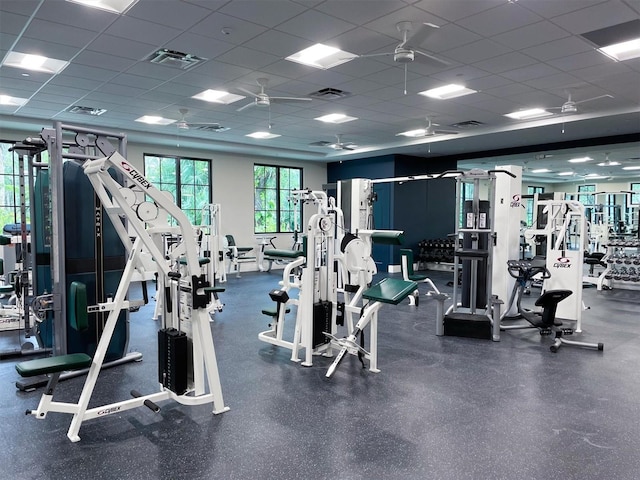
[146,49,206,70]
[193,125,229,132]
[450,120,484,128]
[309,87,350,100]
[66,105,107,116]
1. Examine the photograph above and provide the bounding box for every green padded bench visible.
[179,257,211,266]
[261,307,291,317]
[0,235,11,246]
[15,353,92,378]
[371,231,404,245]
[264,249,303,259]
[363,277,418,305]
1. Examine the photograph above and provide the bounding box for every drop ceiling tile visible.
[501,63,562,82]
[124,62,182,81]
[111,73,166,90]
[443,39,512,64]
[331,57,394,79]
[332,94,383,108]
[547,50,611,72]
[242,30,310,57]
[259,59,316,81]
[523,72,583,90]
[88,34,156,61]
[73,50,138,72]
[214,46,280,70]
[473,52,538,74]
[420,24,483,53]
[430,65,495,83]
[522,36,592,62]
[62,64,119,82]
[190,12,268,44]
[333,77,386,95]
[30,92,77,106]
[0,0,40,16]
[0,11,30,36]
[186,61,253,82]
[299,69,357,88]
[219,1,307,28]
[34,0,115,31]
[466,75,514,91]
[22,19,97,48]
[12,37,80,61]
[16,106,62,117]
[234,73,291,90]
[483,80,535,97]
[48,74,105,91]
[314,0,406,24]
[0,68,53,86]
[550,1,639,34]
[138,90,185,104]
[492,21,570,50]
[181,0,229,10]
[459,3,543,36]
[37,83,90,99]
[413,0,504,21]
[104,15,182,45]
[321,27,397,56]
[269,79,325,97]
[517,0,607,18]
[127,0,213,29]
[363,6,444,38]
[505,90,565,107]
[275,9,357,42]
[573,61,633,82]
[463,96,526,115]
[96,83,147,97]
[166,32,235,59]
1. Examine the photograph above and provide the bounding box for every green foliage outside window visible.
[578,184,596,206]
[631,183,640,206]
[143,154,211,225]
[254,165,302,233]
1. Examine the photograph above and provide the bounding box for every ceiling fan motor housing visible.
[256,94,270,107]
[562,102,577,113]
[394,47,415,63]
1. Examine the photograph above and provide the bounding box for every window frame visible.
[525,186,544,227]
[577,184,596,206]
[631,182,640,206]
[254,164,302,234]
[143,153,212,225]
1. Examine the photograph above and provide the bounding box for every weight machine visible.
[16,150,228,442]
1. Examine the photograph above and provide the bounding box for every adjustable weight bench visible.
[325,277,417,378]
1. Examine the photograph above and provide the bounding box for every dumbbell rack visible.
[598,239,640,291]
[417,238,458,272]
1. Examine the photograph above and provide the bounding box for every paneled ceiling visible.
[1,0,639,183]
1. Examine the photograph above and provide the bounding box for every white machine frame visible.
[25,151,228,442]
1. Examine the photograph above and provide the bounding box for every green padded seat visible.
[0,284,14,294]
[261,307,291,317]
[69,282,89,332]
[0,235,11,246]
[204,286,225,293]
[264,249,303,259]
[400,248,428,281]
[179,257,211,266]
[15,353,92,378]
[225,235,253,253]
[371,231,404,245]
[362,278,418,305]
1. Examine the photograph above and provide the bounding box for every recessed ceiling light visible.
[0,94,28,106]
[135,115,176,125]
[2,52,69,74]
[418,84,477,100]
[192,89,245,104]
[569,156,593,163]
[504,108,553,120]
[531,168,551,173]
[599,38,640,61]
[584,174,609,179]
[314,113,358,124]
[597,160,621,166]
[65,0,138,14]
[557,171,575,176]
[622,166,640,171]
[285,43,357,69]
[397,129,428,138]
[246,131,281,139]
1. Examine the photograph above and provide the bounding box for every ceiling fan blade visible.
[238,87,260,98]
[187,123,223,127]
[342,145,357,151]
[574,94,614,105]
[270,96,312,103]
[355,52,394,59]
[433,129,459,135]
[236,101,256,112]
[414,49,451,66]
[402,22,439,49]
[309,141,332,147]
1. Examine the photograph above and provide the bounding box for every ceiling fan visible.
[237,77,312,112]
[310,134,357,151]
[549,92,614,114]
[176,108,228,132]
[354,21,451,94]
[397,117,459,138]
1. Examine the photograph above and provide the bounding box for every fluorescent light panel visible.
[569,156,593,163]
[135,115,175,125]
[2,52,68,74]
[622,166,640,171]
[65,0,138,13]
[557,172,574,176]
[504,108,553,120]
[246,131,280,139]
[0,95,28,106]
[192,89,245,104]
[419,84,477,100]
[285,43,356,69]
[597,161,621,166]
[531,168,551,173]
[314,113,358,124]
[397,129,428,138]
